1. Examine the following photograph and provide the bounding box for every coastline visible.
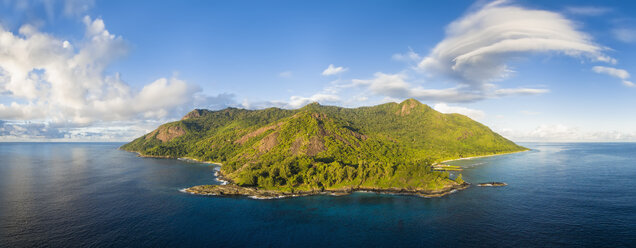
[182,165,470,199]
[125,150,224,166]
[122,149,505,200]
[177,156,223,166]
[437,149,530,164]
[182,182,470,200]
[123,150,231,185]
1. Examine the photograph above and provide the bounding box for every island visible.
[121,99,527,199]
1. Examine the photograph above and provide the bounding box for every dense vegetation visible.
[122,99,526,192]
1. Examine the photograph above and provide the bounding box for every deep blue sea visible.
[1,142,636,247]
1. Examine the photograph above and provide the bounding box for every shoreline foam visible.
[124,150,500,200]
[180,183,470,200]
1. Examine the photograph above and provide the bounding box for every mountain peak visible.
[299,101,323,112]
[397,98,424,115]
[400,98,422,106]
[304,101,320,107]
[181,109,209,120]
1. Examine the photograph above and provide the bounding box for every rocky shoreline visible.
[181,168,470,199]
[182,182,471,199]
[477,182,507,187]
[124,150,492,199]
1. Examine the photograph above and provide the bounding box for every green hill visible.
[121,99,525,195]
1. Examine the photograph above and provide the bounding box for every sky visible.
[0,0,635,142]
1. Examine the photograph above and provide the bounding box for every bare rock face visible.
[397,98,421,116]
[181,109,207,120]
[146,125,186,142]
[184,184,295,199]
[258,132,279,152]
[235,122,284,145]
[122,99,526,198]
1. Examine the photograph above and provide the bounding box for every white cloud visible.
[352,72,548,103]
[287,93,340,108]
[612,28,636,43]
[592,66,634,87]
[418,0,615,89]
[322,64,348,76]
[498,124,636,142]
[0,120,66,140]
[494,88,550,96]
[0,16,206,125]
[592,66,629,79]
[348,0,626,104]
[63,0,96,17]
[353,95,368,102]
[392,48,422,62]
[193,93,238,110]
[564,6,611,16]
[433,103,485,120]
[240,93,341,110]
[353,72,412,98]
[352,72,474,102]
[0,119,167,142]
[530,124,576,139]
[279,71,293,78]
[1,0,95,21]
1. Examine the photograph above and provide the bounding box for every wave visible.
[248,195,299,200]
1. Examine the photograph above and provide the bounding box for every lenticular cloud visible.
[419,0,615,88]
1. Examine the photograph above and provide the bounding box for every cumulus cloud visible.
[287,93,340,108]
[592,66,635,87]
[419,0,615,89]
[0,120,66,140]
[243,93,341,110]
[193,93,238,110]
[0,16,206,124]
[322,64,348,76]
[0,119,169,141]
[433,103,485,120]
[528,124,579,140]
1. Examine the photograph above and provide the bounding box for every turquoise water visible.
[1,142,635,247]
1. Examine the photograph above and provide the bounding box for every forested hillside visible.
[122,99,525,192]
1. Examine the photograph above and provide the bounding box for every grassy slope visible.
[121,99,525,192]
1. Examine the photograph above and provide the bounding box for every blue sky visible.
[0,0,635,141]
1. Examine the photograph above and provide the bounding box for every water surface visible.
[1,142,635,247]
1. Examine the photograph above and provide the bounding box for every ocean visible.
[1,142,635,247]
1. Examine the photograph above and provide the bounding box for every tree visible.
[455,174,464,184]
